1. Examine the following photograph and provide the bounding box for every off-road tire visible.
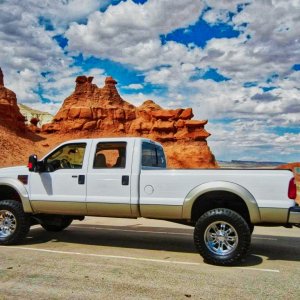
[0,200,30,245]
[41,218,73,232]
[249,224,255,234]
[194,208,251,266]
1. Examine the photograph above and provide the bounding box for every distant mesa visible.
[18,103,53,128]
[43,74,217,168]
[0,67,26,132]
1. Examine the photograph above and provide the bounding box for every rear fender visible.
[182,181,261,223]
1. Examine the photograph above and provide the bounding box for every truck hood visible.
[0,166,29,178]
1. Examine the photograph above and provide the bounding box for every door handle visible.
[72,175,78,178]
[78,175,85,185]
[122,175,129,186]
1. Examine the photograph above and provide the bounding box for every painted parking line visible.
[70,225,278,240]
[2,246,280,273]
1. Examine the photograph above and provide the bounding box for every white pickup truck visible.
[0,137,299,265]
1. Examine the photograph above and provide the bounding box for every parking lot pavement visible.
[1,217,300,299]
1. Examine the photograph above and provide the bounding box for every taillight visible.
[288,178,296,199]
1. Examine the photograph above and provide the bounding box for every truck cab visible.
[28,138,166,218]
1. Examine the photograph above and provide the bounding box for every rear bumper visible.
[288,206,300,224]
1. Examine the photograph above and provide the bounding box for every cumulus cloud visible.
[203,9,231,24]
[123,83,143,90]
[202,1,300,83]
[41,0,108,30]
[0,0,109,110]
[66,0,204,69]
[206,120,300,162]
[0,1,70,103]
[251,93,280,102]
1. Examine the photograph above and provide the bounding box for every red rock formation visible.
[0,68,26,132]
[43,75,217,168]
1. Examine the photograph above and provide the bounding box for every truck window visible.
[45,143,86,171]
[142,143,166,168]
[93,142,126,169]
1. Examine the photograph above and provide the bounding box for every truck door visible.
[86,140,132,217]
[29,142,90,214]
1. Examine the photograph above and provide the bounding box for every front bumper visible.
[288,206,300,224]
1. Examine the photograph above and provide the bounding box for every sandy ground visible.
[0,217,300,299]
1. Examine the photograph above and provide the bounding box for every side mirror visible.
[28,154,38,172]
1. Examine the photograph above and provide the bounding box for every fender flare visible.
[182,181,261,224]
[0,177,33,213]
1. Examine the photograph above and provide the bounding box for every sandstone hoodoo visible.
[0,67,26,132]
[43,75,217,168]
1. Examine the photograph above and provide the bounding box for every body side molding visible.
[0,178,33,213]
[182,181,261,223]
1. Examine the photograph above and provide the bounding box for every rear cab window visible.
[93,142,127,169]
[142,142,166,168]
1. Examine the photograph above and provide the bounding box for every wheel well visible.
[0,185,22,203]
[191,191,250,225]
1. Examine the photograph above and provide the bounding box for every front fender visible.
[0,177,33,213]
[182,181,261,223]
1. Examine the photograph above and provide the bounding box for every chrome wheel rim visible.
[0,210,17,239]
[204,221,238,256]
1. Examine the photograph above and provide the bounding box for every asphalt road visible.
[0,217,300,299]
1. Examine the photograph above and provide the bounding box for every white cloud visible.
[66,0,204,69]
[205,0,243,11]
[0,0,109,110]
[43,0,108,30]
[207,120,300,162]
[201,1,300,83]
[203,9,230,24]
[123,83,143,90]
[0,0,73,103]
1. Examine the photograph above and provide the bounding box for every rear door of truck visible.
[86,139,133,217]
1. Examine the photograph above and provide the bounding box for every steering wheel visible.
[60,158,71,169]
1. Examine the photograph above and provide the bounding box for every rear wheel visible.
[41,217,73,232]
[0,200,30,245]
[194,208,251,265]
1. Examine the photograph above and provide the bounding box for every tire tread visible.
[194,208,251,266]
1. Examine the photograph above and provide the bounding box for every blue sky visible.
[0,0,300,162]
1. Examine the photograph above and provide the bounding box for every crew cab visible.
[0,137,299,265]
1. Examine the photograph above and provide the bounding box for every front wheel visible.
[194,208,251,266]
[0,200,30,245]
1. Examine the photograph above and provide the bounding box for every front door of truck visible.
[29,142,90,214]
[86,140,132,217]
